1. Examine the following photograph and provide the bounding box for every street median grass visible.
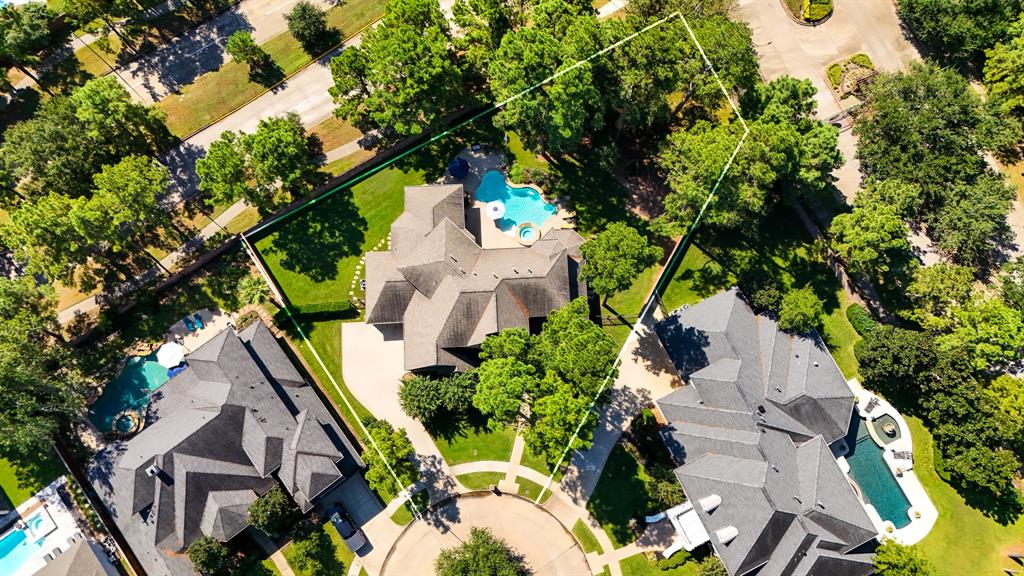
[156,0,385,138]
[571,519,603,554]
[456,471,505,490]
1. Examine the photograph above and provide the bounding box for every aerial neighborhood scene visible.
[3,0,1024,574]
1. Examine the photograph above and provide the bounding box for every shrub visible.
[286,0,332,55]
[827,63,842,88]
[399,372,476,423]
[845,303,877,338]
[247,486,299,537]
[778,286,824,333]
[803,0,832,21]
[850,53,874,70]
[235,310,261,330]
[188,536,236,575]
[657,549,691,570]
[436,527,528,576]
[738,268,783,313]
[696,556,729,576]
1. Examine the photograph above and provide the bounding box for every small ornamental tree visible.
[286,0,332,55]
[435,527,528,576]
[362,417,419,501]
[247,485,298,537]
[872,540,932,576]
[187,536,235,576]
[226,30,268,69]
[778,286,823,333]
[398,371,476,423]
[580,222,663,299]
[238,274,271,305]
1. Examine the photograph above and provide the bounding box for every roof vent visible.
[716,526,738,545]
[813,361,819,367]
[527,268,533,273]
[450,254,458,262]
[793,496,802,504]
[699,494,721,513]
[757,405,766,414]
[775,386,782,393]
[817,500,825,509]
[145,465,161,478]
[771,464,779,473]
[513,267,519,274]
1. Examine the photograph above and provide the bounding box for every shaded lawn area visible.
[156,0,385,137]
[587,444,657,549]
[390,490,428,526]
[235,534,282,576]
[659,207,862,379]
[310,115,363,153]
[0,448,65,508]
[516,476,552,504]
[520,442,565,482]
[571,519,603,554]
[283,520,354,576]
[323,149,376,177]
[431,422,515,466]
[456,472,506,490]
[910,416,1024,576]
[602,263,659,348]
[620,553,699,576]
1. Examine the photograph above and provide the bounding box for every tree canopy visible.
[872,540,932,576]
[897,0,1023,70]
[435,527,528,576]
[361,417,419,501]
[829,203,913,282]
[777,285,823,333]
[580,222,662,297]
[187,536,235,576]
[985,14,1024,118]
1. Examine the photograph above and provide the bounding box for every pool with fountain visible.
[474,170,557,234]
[87,353,170,433]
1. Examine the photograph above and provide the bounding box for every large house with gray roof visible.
[364,183,586,372]
[653,289,877,576]
[88,321,362,576]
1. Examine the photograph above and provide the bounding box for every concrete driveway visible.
[381,493,589,576]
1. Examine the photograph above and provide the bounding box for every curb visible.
[170,15,383,145]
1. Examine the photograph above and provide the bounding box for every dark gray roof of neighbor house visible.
[654,288,876,576]
[36,539,119,576]
[364,184,586,371]
[88,321,362,576]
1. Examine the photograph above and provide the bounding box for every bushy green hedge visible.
[290,300,354,315]
[803,0,832,21]
[849,53,874,70]
[846,303,877,338]
[656,549,691,570]
[827,63,842,88]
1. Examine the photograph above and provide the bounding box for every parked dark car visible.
[326,505,368,552]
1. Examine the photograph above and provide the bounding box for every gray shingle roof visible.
[654,289,876,576]
[36,539,118,576]
[364,183,585,371]
[88,321,361,576]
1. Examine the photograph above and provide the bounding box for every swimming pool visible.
[0,527,44,575]
[474,170,557,232]
[88,353,171,433]
[846,418,912,529]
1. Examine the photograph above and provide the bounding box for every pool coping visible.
[839,379,938,545]
[473,170,570,244]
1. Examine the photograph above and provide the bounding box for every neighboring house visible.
[36,539,119,576]
[653,289,877,576]
[89,321,363,576]
[364,183,587,372]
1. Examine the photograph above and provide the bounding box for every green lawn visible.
[0,448,65,508]
[456,472,506,490]
[520,443,565,482]
[156,0,385,137]
[571,519,604,554]
[620,553,699,576]
[390,490,428,526]
[910,416,1024,576]
[660,243,734,312]
[283,521,354,576]
[433,424,515,466]
[587,444,655,548]
[602,263,659,347]
[516,476,552,504]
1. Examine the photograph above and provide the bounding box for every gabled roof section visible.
[364,183,585,371]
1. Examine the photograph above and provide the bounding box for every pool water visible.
[88,353,171,433]
[475,170,557,232]
[0,528,44,575]
[845,418,912,529]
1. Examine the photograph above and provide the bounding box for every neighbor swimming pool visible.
[474,170,557,232]
[0,527,44,575]
[87,353,171,433]
[846,418,912,529]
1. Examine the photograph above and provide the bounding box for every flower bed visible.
[826,53,876,98]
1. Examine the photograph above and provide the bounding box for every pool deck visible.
[445,147,574,250]
[166,308,231,353]
[841,379,938,545]
[0,477,88,576]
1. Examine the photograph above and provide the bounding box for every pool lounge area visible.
[0,478,93,576]
[836,380,938,544]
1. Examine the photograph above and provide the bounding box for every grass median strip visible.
[156,0,385,138]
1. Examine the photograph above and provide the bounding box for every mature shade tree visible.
[187,536,235,576]
[361,417,419,501]
[777,286,823,333]
[946,445,1023,513]
[985,14,1024,118]
[999,255,1024,311]
[532,297,618,396]
[580,222,662,299]
[286,0,333,54]
[927,174,1014,268]
[286,524,333,576]
[247,485,298,537]
[473,357,540,426]
[398,371,476,423]
[435,527,527,576]
[522,380,595,465]
[70,75,169,156]
[478,326,533,362]
[829,203,913,282]
[86,154,173,263]
[196,131,251,208]
[937,296,1024,372]
[903,263,974,329]
[853,178,923,220]
[452,0,527,75]
[897,0,1022,70]
[226,30,269,69]
[330,0,463,141]
[0,2,56,82]
[985,374,1024,451]
[63,0,140,52]
[854,325,935,400]
[872,540,932,576]
[625,0,734,19]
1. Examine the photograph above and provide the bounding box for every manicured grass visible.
[390,490,428,526]
[516,476,552,504]
[520,443,565,482]
[323,149,376,177]
[587,444,654,549]
[236,553,282,576]
[283,521,353,576]
[0,448,65,508]
[910,416,1024,576]
[572,519,604,554]
[602,263,659,348]
[155,0,385,138]
[310,115,363,152]
[456,472,506,490]
[433,424,515,466]
[507,132,548,172]
[620,553,699,576]
[660,243,735,312]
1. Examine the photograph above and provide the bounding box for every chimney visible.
[145,465,161,478]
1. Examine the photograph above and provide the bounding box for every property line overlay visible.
[237,9,747,518]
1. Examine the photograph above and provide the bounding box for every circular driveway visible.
[382,493,590,575]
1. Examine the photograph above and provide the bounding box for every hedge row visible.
[846,303,877,338]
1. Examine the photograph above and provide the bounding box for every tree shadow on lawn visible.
[546,153,635,235]
[586,443,653,548]
[263,189,367,284]
[423,408,491,446]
